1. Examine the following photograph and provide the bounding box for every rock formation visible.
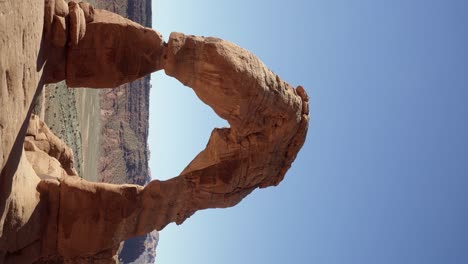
[25,114,78,178]
[0,0,309,263]
[43,0,164,88]
[0,0,48,261]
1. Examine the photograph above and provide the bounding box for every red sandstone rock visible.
[43,4,164,88]
[51,15,67,47]
[65,9,164,88]
[39,31,309,259]
[44,0,55,34]
[1,1,309,262]
[68,1,86,46]
[43,45,67,84]
[0,2,48,262]
[25,114,78,177]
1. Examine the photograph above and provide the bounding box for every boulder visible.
[25,114,78,177]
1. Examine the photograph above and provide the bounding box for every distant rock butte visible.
[0,0,309,263]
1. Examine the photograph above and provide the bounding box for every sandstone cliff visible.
[0,1,56,261]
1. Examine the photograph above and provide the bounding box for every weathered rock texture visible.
[25,114,78,178]
[40,1,156,259]
[0,113,79,264]
[39,23,309,262]
[1,0,309,263]
[43,0,163,88]
[0,0,47,262]
[42,0,157,261]
[66,9,163,88]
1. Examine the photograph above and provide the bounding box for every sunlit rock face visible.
[0,0,48,262]
[0,0,309,263]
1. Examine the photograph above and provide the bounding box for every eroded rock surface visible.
[25,114,78,178]
[66,9,164,88]
[0,112,79,263]
[42,1,164,88]
[1,1,309,263]
[38,29,309,260]
[0,0,46,262]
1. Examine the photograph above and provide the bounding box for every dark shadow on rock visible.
[0,75,45,229]
[36,30,48,73]
[0,31,47,259]
[0,25,48,223]
[2,199,47,263]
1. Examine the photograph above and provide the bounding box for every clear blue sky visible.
[148,0,468,263]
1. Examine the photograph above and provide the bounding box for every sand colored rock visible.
[24,139,69,179]
[68,1,86,46]
[25,114,78,177]
[78,1,95,23]
[0,113,78,264]
[42,0,71,84]
[0,2,46,262]
[0,153,45,264]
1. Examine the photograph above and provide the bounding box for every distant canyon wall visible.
[94,0,157,262]
[39,0,157,262]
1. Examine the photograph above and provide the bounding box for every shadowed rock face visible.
[0,0,309,263]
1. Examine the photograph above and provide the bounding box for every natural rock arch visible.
[8,0,310,262]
